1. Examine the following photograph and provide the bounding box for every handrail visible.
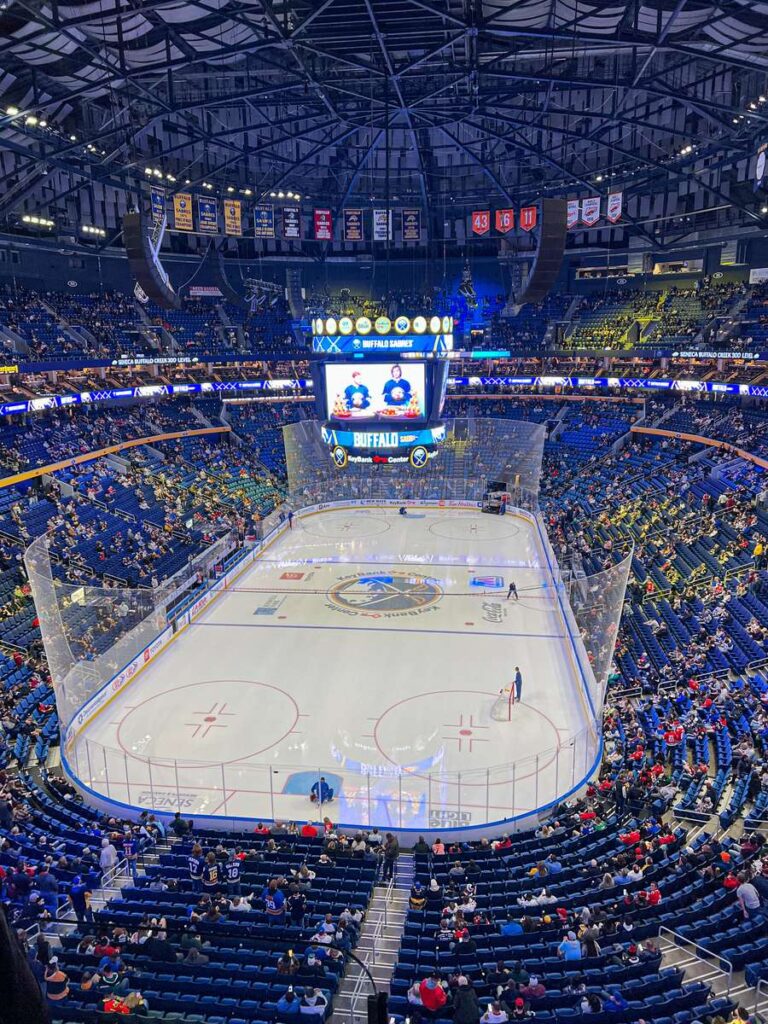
[753,978,768,1021]
[630,424,768,471]
[658,925,733,995]
[345,879,394,1022]
[0,425,231,489]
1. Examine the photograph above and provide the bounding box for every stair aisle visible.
[331,853,414,1023]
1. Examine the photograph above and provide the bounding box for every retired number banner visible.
[343,209,363,242]
[314,208,332,241]
[520,206,537,232]
[495,209,514,233]
[198,198,218,234]
[471,210,490,235]
[173,193,193,231]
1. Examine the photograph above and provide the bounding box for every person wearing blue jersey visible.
[263,879,286,925]
[201,852,221,893]
[224,852,242,896]
[382,364,412,407]
[188,843,204,891]
[68,875,93,928]
[514,666,523,703]
[343,371,371,411]
[121,829,138,880]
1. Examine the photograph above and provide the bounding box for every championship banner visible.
[566,200,580,229]
[520,206,537,232]
[224,200,242,236]
[606,192,623,224]
[373,209,392,241]
[197,197,218,235]
[581,196,601,226]
[402,208,421,242]
[314,208,332,241]
[471,210,490,235]
[343,209,363,242]
[150,189,165,224]
[253,204,275,238]
[283,206,301,239]
[495,209,514,233]
[173,193,193,232]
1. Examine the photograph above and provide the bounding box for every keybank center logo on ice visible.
[326,572,442,617]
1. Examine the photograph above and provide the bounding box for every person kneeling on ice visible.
[399,506,407,516]
[310,777,334,804]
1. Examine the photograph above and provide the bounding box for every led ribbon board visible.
[311,313,454,354]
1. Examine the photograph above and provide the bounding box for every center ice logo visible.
[327,572,442,616]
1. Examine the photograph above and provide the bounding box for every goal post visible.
[491,686,514,722]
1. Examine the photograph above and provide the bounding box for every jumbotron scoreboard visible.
[310,313,452,468]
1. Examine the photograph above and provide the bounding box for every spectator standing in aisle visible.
[382,832,400,882]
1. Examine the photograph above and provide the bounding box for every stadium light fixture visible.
[69,134,77,141]
[762,206,768,215]
[6,105,19,116]
[227,186,235,193]
[286,191,294,198]
[38,119,47,128]
[269,191,277,197]
[25,115,38,126]
[277,191,285,198]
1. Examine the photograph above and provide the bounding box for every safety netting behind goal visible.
[282,417,545,506]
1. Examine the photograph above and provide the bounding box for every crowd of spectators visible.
[0,370,767,1021]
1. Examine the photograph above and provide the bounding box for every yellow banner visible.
[224,199,242,236]
[173,193,194,231]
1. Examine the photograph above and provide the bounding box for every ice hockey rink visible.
[70,506,596,831]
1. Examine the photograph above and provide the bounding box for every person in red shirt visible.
[301,822,318,838]
[646,883,662,906]
[419,973,448,1013]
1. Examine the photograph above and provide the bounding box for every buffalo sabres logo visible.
[331,445,348,469]
[328,572,442,616]
[410,445,429,468]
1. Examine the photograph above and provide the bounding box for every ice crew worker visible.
[311,776,334,804]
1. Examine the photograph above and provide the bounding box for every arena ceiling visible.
[0,0,767,221]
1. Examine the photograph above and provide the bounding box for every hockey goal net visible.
[491,687,514,721]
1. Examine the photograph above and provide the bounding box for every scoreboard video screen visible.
[324,362,427,421]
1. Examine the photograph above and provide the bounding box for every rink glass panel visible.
[283,417,546,505]
[25,423,631,830]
